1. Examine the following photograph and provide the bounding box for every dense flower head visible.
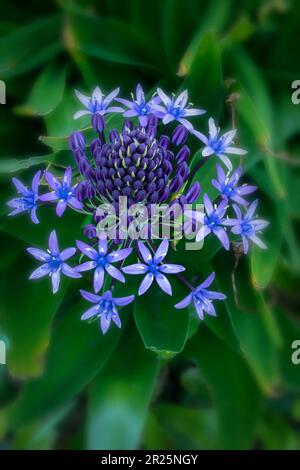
[7,83,269,334]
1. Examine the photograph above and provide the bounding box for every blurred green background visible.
[0,0,300,450]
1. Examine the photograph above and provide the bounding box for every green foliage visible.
[0,0,300,450]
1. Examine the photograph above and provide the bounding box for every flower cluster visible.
[7,84,268,334]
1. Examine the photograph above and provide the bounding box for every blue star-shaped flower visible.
[7,170,41,224]
[80,289,135,334]
[212,164,256,206]
[40,167,83,217]
[116,84,161,127]
[73,86,124,119]
[193,118,247,170]
[76,235,132,293]
[175,272,226,320]
[122,239,185,296]
[152,88,205,130]
[225,200,269,254]
[27,230,81,293]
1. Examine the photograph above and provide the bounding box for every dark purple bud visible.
[114,178,123,189]
[166,150,174,161]
[92,114,105,133]
[84,224,97,240]
[185,181,201,203]
[122,187,131,196]
[136,190,147,202]
[90,138,102,157]
[109,129,119,143]
[159,186,170,203]
[170,175,183,194]
[75,182,87,202]
[176,145,190,164]
[97,181,106,195]
[112,190,121,201]
[172,125,188,146]
[149,191,159,203]
[133,180,143,190]
[123,119,133,132]
[178,162,189,182]
[70,131,85,152]
[165,161,173,176]
[159,135,170,149]
[147,114,158,128]
[156,178,165,192]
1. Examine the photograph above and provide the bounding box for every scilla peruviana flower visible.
[122,239,185,296]
[193,118,247,170]
[175,272,226,320]
[80,289,134,334]
[27,230,81,293]
[73,86,124,119]
[7,171,41,224]
[76,235,132,292]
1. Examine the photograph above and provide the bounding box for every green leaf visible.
[0,151,71,174]
[0,16,63,79]
[152,404,219,450]
[65,5,164,70]
[15,63,66,116]
[134,277,190,357]
[87,324,159,450]
[0,247,69,378]
[185,326,262,449]
[182,32,223,120]
[214,255,281,393]
[251,200,283,289]
[8,298,127,428]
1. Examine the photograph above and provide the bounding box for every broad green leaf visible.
[251,200,283,289]
[215,255,281,392]
[65,5,164,70]
[0,151,72,174]
[134,277,190,357]
[8,298,127,428]
[182,32,223,120]
[0,16,63,79]
[153,404,218,450]
[185,326,262,449]
[87,324,159,450]
[0,247,69,378]
[15,63,66,116]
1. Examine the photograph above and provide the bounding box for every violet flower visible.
[212,164,256,206]
[76,235,132,293]
[175,272,226,320]
[73,86,124,119]
[80,289,134,334]
[40,167,83,217]
[152,89,205,130]
[27,230,80,293]
[122,239,185,296]
[193,118,247,170]
[116,84,161,127]
[225,200,269,254]
[7,171,41,224]
[192,194,231,250]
